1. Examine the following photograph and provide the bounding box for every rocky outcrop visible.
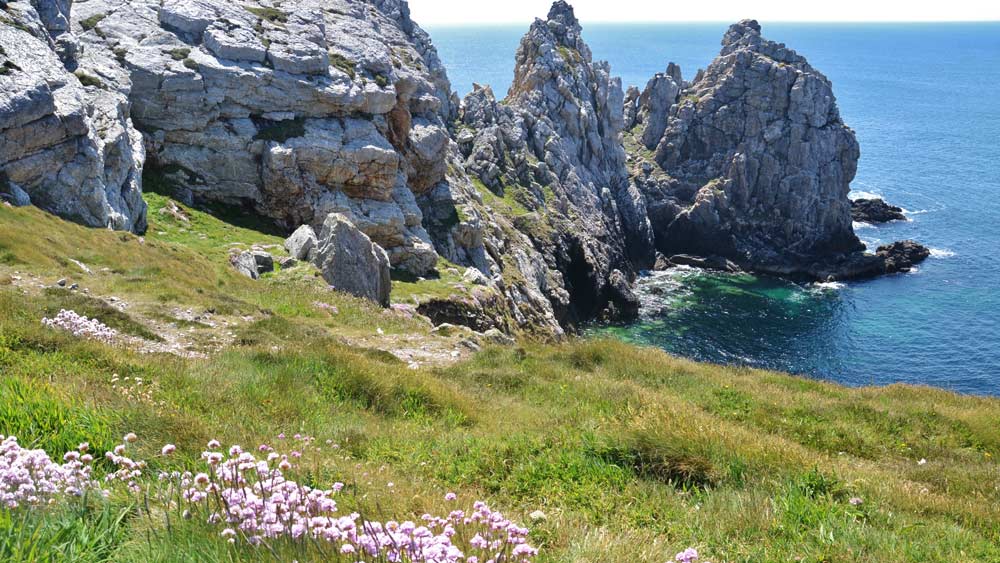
[852,198,906,223]
[313,214,392,307]
[631,20,868,279]
[878,240,930,274]
[0,0,146,231]
[457,1,652,327]
[285,216,392,306]
[68,0,470,276]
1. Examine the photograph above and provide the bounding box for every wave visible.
[849,190,882,201]
[929,247,956,259]
[852,221,875,230]
[902,208,932,216]
[812,281,846,291]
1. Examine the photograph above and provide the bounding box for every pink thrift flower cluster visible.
[0,436,102,509]
[674,548,707,563]
[41,310,117,342]
[107,435,539,562]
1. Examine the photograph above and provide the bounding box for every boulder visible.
[230,251,260,280]
[604,269,640,322]
[852,198,907,223]
[284,225,318,261]
[313,213,391,307]
[878,240,931,274]
[251,251,274,274]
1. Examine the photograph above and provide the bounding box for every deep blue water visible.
[427,22,1000,396]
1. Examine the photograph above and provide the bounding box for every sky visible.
[408,0,1000,25]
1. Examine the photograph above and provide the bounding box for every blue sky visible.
[408,0,1000,25]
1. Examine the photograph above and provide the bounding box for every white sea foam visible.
[929,247,956,259]
[812,281,846,291]
[852,221,875,230]
[849,190,882,201]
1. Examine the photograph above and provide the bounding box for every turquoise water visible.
[428,23,1000,395]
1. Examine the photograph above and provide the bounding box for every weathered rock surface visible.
[631,20,866,277]
[284,224,318,262]
[229,250,260,279]
[878,240,930,274]
[69,0,468,276]
[458,1,654,327]
[0,1,146,231]
[852,198,906,223]
[313,213,392,307]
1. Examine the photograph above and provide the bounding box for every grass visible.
[167,47,191,61]
[243,5,288,24]
[1,195,999,561]
[74,70,104,89]
[79,13,106,32]
[329,53,356,79]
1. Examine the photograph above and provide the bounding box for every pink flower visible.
[207,439,221,449]
[161,444,176,455]
[675,548,700,563]
[445,492,458,501]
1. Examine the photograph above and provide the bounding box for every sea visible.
[427,22,1000,396]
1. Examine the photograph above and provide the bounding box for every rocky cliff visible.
[59,0,475,277]
[0,0,146,231]
[458,1,652,326]
[1,1,926,333]
[629,20,885,279]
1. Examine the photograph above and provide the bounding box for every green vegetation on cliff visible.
[1,198,998,562]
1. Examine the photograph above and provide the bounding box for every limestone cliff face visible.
[459,1,653,326]
[632,20,869,278]
[0,0,146,231]
[66,0,470,276]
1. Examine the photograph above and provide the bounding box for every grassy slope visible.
[1,198,999,562]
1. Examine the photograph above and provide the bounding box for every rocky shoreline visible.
[0,0,930,335]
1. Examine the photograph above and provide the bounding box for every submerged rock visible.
[852,198,907,223]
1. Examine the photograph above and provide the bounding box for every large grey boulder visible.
[313,213,391,307]
[284,225,318,261]
[634,20,865,276]
[0,2,146,232]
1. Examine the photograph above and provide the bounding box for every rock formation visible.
[458,1,653,326]
[852,198,906,223]
[1,0,933,333]
[63,0,471,276]
[878,240,930,274]
[314,214,392,307]
[0,1,146,231]
[630,20,871,279]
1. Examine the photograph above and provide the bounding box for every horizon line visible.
[422,19,1000,27]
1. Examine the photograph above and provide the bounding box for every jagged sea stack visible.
[633,20,873,278]
[459,1,654,324]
